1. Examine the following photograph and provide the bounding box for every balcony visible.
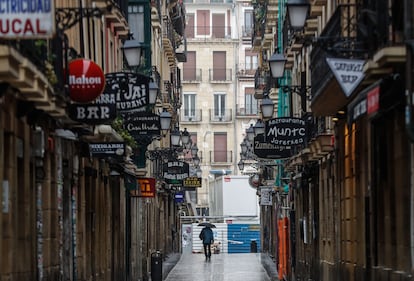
[209,150,233,164]
[236,104,260,117]
[310,4,358,116]
[162,16,177,67]
[236,63,256,77]
[209,109,232,122]
[0,38,68,117]
[208,69,232,83]
[180,109,203,123]
[182,68,202,83]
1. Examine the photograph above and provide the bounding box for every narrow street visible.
[164,253,273,281]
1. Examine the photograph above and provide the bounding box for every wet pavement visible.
[163,253,273,281]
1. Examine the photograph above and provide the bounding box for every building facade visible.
[252,0,414,281]
[0,0,185,280]
[180,0,260,215]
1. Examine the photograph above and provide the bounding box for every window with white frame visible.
[214,93,226,118]
[183,93,196,120]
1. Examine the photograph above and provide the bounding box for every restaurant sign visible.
[0,0,55,38]
[254,117,306,159]
[122,112,161,137]
[68,103,117,125]
[89,142,125,158]
[96,72,150,113]
[130,178,156,197]
[183,177,202,188]
[163,161,189,185]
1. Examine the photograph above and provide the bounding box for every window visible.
[214,93,226,118]
[245,50,258,71]
[213,51,226,80]
[128,5,145,43]
[183,51,196,81]
[183,93,196,120]
[212,13,225,38]
[214,133,227,162]
[186,13,195,38]
[245,87,258,114]
[244,10,253,37]
[197,10,210,36]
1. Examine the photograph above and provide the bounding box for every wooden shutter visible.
[197,10,210,36]
[183,51,196,80]
[213,51,226,80]
[214,133,227,162]
[212,14,225,38]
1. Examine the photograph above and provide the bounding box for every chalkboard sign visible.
[253,117,306,159]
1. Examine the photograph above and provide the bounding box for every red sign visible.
[367,86,380,115]
[68,59,105,103]
[130,178,156,197]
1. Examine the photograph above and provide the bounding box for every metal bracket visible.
[55,7,109,31]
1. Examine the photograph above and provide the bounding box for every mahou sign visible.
[68,59,105,103]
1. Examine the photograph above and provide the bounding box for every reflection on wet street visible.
[164,253,271,281]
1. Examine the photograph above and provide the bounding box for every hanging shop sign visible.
[348,80,382,123]
[163,161,189,185]
[0,0,55,39]
[254,117,306,159]
[183,177,202,188]
[174,191,185,203]
[68,59,105,103]
[326,58,365,97]
[121,112,161,137]
[67,103,117,125]
[130,178,156,197]
[89,142,125,158]
[96,72,150,113]
[259,186,273,206]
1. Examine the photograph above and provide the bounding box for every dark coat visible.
[199,227,214,245]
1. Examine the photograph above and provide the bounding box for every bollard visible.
[151,251,163,281]
[250,240,257,253]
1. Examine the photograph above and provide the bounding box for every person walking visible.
[199,226,214,260]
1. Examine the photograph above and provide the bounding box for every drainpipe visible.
[404,0,414,275]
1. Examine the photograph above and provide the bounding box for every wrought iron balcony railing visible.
[182,68,202,82]
[209,150,233,164]
[208,69,232,82]
[209,109,233,122]
[181,109,203,122]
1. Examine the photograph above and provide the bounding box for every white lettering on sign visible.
[0,0,54,39]
[69,75,102,85]
[76,106,110,119]
[326,58,365,97]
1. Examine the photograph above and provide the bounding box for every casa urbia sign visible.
[254,117,307,159]
[121,112,161,137]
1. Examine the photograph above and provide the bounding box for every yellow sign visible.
[183,177,202,188]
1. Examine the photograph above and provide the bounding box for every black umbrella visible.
[198,222,216,228]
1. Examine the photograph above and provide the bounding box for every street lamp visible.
[238,160,245,171]
[268,52,287,79]
[159,109,172,132]
[261,95,275,119]
[254,119,265,136]
[246,124,255,142]
[286,0,310,30]
[170,127,181,146]
[122,40,143,67]
[148,81,159,105]
[181,128,190,146]
[190,143,199,158]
